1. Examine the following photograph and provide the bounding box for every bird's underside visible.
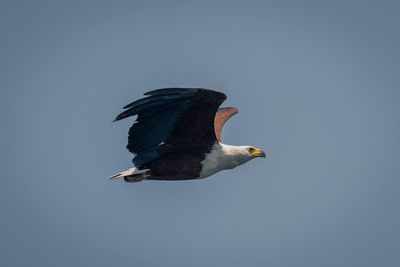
[108,88,265,183]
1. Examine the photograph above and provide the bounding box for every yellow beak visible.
[251,148,266,158]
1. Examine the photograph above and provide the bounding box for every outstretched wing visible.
[214,107,238,142]
[114,88,227,168]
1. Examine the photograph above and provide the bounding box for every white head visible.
[246,146,266,158]
[220,144,266,167]
[237,145,266,163]
[199,143,266,178]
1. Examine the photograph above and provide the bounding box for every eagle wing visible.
[114,88,227,168]
[214,107,238,142]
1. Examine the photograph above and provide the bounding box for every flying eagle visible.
[108,88,266,182]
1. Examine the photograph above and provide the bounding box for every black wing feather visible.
[114,88,226,168]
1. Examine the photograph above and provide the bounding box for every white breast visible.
[199,143,252,178]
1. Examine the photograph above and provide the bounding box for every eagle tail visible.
[107,168,150,183]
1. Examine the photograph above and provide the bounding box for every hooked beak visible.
[251,148,266,158]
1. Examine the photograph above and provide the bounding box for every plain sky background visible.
[1,0,399,266]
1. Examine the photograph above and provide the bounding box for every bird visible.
[108,88,266,182]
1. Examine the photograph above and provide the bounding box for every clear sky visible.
[1,0,399,266]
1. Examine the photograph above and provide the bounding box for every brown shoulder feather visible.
[214,107,238,142]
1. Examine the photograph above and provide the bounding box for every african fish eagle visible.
[108,88,266,182]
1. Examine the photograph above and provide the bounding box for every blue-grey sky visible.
[1,0,399,266]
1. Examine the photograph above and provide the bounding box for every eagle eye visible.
[248,147,255,153]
